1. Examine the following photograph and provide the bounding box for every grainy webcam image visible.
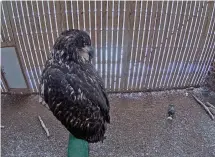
[1,1,215,157]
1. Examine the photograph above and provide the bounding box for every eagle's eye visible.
[76,38,84,48]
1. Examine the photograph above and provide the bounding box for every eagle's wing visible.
[40,62,109,142]
[84,64,110,111]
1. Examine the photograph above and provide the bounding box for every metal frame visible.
[1,45,31,94]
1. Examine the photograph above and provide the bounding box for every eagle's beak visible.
[88,46,94,59]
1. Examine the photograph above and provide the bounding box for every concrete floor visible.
[1,89,215,157]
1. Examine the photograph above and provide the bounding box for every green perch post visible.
[67,134,89,157]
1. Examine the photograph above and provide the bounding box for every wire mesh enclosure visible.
[1,1,215,93]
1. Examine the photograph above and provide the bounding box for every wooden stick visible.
[43,103,50,110]
[39,97,50,110]
[192,94,214,120]
[206,102,215,110]
[208,107,215,116]
[206,102,215,115]
[38,116,50,137]
[186,87,194,90]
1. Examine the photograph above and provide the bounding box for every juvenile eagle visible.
[39,29,110,143]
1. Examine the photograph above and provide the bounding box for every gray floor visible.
[2,89,215,157]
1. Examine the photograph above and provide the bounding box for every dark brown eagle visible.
[39,29,110,143]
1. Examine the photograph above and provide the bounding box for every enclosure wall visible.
[1,1,215,93]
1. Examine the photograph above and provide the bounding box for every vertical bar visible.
[157,1,175,89]
[109,1,115,90]
[101,1,107,86]
[181,2,208,86]
[89,1,96,65]
[82,1,86,31]
[162,2,180,88]
[121,1,136,90]
[106,1,113,90]
[75,1,82,30]
[94,1,101,80]
[84,1,89,32]
[144,2,161,89]
[35,1,49,60]
[53,1,60,36]
[196,20,215,84]
[153,2,177,89]
[127,0,138,90]
[168,2,189,87]
[12,1,38,91]
[130,1,144,90]
[1,6,11,41]
[78,1,85,30]
[41,1,51,51]
[71,1,75,29]
[149,1,167,89]
[65,0,69,29]
[171,2,196,87]
[88,1,92,37]
[25,1,43,75]
[111,1,119,91]
[104,1,109,88]
[191,2,215,85]
[5,1,34,91]
[20,1,40,89]
[135,1,148,89]
[77,1,80,30]
[47,1,55,46]
[1,17,7,42]
[142,1,157,89]
[94,1,98,69]
[164,1,193,88]
[158,1,177,88]
[114,1,122,91]
[1,7,7,42]
[48,1,59,45]
[174,2,203,87]
[99,1,103,81]
[154,1,173,89]
[118,1,126,90]
[165,2,187,88]
[71,1,78,29]
[63,1,71,29]
[30,1,46,67]
[59,1,67,31]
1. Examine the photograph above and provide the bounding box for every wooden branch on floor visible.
[192,94,214,120]
[206,102,215,115]
[39,97,50,110]
[38,116,50,137]
[186,87,194,90]
[208,107,215,116]
[206,102,215,110]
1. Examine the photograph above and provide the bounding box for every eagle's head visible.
[52,29,94,63]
